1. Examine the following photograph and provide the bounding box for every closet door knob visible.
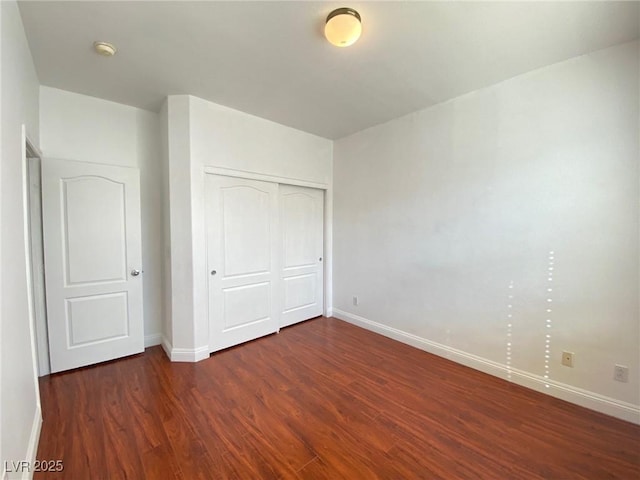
[211,270,217,276]
[131,269,141,277]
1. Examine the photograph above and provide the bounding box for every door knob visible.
[131,269,141,277]
[211,270,217,276]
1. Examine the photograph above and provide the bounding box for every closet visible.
[205,174,324,352]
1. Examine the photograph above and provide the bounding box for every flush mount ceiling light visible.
[93,41,117,56]
[324,7,362,47]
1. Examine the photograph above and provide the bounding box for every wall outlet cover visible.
[614,365,629,383]
[561,351,574,368]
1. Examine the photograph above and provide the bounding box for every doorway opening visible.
[23,129,50,378]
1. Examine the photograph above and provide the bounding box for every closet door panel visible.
[206,174,279,351]
[280,185,324,327]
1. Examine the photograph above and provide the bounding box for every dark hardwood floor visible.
[36,317,640,479]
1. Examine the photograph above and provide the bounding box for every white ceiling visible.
[19,1,639,139]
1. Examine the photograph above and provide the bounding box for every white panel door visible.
[206,174,279,352]
[280,185,324,327]
[42,159,144,373]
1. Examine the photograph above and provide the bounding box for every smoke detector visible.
[93,41,117,57]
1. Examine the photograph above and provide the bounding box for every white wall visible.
[333,41,640,423]
[136,107,164,348]
[164,95,194,354]
[189,97,332,185]
[39,87,164,348]
[159,101,172,351]
[1,0,42,473]
[163,95,333,358]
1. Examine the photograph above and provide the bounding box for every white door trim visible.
[204,166,328,190]
[21,126,43,418]
[27,157,50,376]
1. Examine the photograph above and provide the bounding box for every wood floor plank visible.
[36,317,640,479]
[230,399,317,473]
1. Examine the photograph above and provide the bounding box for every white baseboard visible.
[161,335,172,359]
[19,406,42,480]
[25,406,42,479]
[160,335,209,362]
[144,333,162,348]
[170,346,209,362]
[194,346,210,362]
[332,308,640,425]
[2,406,43,480]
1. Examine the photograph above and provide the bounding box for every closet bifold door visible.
[206,174,280,352]
[279,184,324,328]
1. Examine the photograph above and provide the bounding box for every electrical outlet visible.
[561,351,574,368]
[352,296,359,306]
[614,365,629,383]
